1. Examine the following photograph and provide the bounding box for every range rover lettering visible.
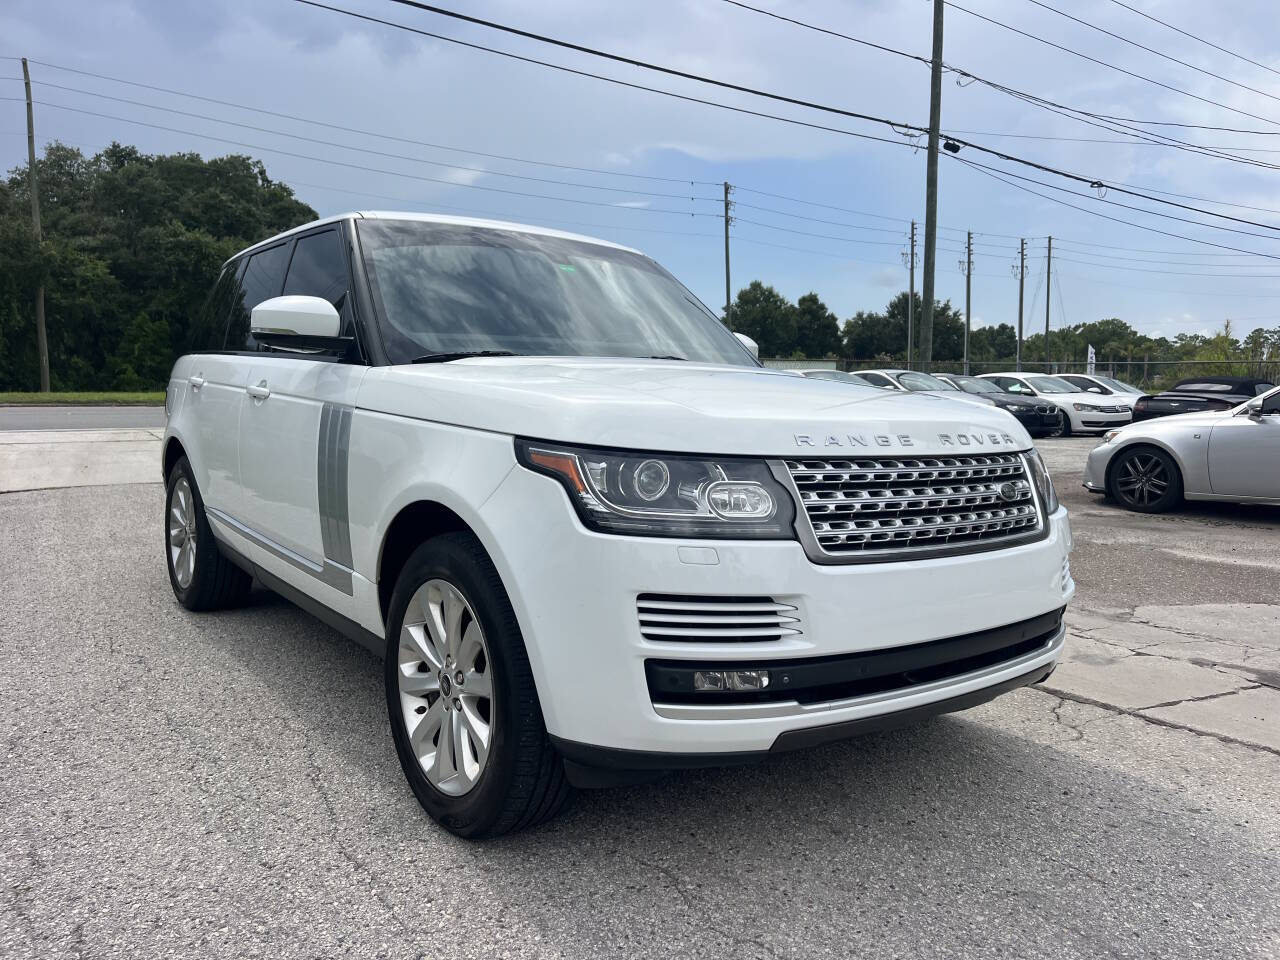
[163,212,1074,837]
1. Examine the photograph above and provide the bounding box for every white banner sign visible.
[1086,344,1097,374]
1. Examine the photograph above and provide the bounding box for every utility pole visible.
[919,0,946,373]
[1044,235,1052,371]
[22,58,49,392]
[902,221,917,368]
[1012,239,1027,372]
[722,181,733,327]
[959,231,973,376]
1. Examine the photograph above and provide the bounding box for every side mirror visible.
[1250,396,1280,420]
[251,295,350,352]
[733,332,759,360]
[1087,386,1104,394]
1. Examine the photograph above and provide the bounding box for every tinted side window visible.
[225,242,291,350]
[860,373,893,388]
[283,229,354,337]
[190,261,239,353]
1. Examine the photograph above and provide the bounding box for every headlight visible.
[1073,402,1101,412]
[1024,449,1060,514]
[1102,429,1122,444]
[516,439,796,538]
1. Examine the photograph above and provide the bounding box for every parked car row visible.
[787,369,1279,441]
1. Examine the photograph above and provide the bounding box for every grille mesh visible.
[786,453,1042,557]
[637,594,800,643]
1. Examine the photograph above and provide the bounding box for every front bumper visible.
[1009,407,1063,435]
[1071,409,1132,432]
[478,464,1075,757]
[1082,440,1117,492]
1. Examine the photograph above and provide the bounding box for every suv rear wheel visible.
[384,532,571,838]
[165,456,253,610]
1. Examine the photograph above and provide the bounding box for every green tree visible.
[0,141,316,390]
[730,281,797,358]
[793,292,841,358]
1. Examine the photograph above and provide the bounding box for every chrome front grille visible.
[637,594,801,642]
[1035,404,1055,415]
[786,453,1043,559]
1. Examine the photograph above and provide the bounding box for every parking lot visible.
[2,428,1277,959]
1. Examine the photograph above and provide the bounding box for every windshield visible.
[1096,376,1141,393]
[898,372,957,391]
[953,376,999,394]
[357,219,755,366]
[1027,375,1079,394]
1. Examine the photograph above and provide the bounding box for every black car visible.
[934,373,1066,437]
[1132,376,1276,422]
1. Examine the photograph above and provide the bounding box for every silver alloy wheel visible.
[168,477,197,589]
[397,578,494,796]
[1116,452,1169,507]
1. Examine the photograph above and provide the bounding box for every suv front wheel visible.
[384,532,570,838]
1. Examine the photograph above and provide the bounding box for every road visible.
[1,432,1277,959]
[0,405,166,431]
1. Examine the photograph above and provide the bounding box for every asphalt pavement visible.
[0,405,166,431]
[1,432,1278,959]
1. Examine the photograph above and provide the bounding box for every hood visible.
[356,358,1034,456]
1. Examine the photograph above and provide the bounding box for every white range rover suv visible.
[163,212,1073,837]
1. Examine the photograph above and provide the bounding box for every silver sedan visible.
[1083,385,1280,512]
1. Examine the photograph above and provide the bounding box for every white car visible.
[1057,373,1145,408]
[163,211,1073,837]
[978,372,1132,435]
[1083,385,1280,512]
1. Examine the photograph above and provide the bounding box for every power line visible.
[1015,0,1280,107]
[954,158,1280,261]
[362,1,1280,232]
[1051,256,1280,279]
[1,76,717,202]
[951,154,1280,243]
[291,1,924,151]
[947,1,1280,128]
[0,96,725,218]
[1104,0,1280,81]
[289,179,723,240]
[718,0,929,65]
[21,60,717,186]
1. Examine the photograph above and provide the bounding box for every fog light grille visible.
[637,594,800,643]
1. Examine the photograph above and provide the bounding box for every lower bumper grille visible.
[647,608,1064,706]
[786,452,1045,560]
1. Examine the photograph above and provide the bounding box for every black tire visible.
[1107,444,1183,513]
[1055,411,1071,437]
[384,532,571,838]
[164,456,253,611]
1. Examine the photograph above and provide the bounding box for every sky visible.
[4,0,1280,342]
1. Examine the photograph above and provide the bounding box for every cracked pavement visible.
[1,433,1278,958]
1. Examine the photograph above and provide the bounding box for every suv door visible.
[238,226,367,599]
[182,258,254,518]
[1206,394,1280,499]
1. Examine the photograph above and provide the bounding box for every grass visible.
[0,391,165,406]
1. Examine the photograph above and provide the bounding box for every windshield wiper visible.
[647,354,688,361]
[411,350,520,364]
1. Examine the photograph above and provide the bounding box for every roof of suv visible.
[228,210,642,264]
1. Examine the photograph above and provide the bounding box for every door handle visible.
[188,375,206,390]
[246,382,271,400]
